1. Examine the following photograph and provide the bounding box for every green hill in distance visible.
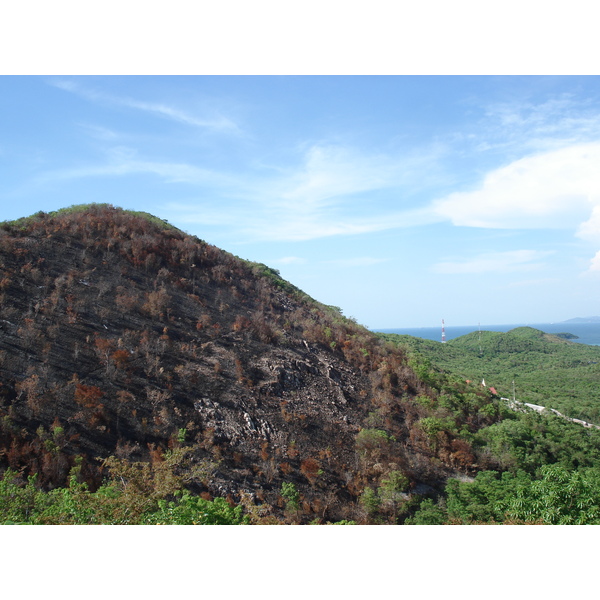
[378,326,600,424]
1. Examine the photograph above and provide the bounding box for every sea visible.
[374,323,600,347]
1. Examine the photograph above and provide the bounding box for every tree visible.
[506,465,600,524]
[359,487,382,518]
[281,481,300,511]
[404,498,447,525]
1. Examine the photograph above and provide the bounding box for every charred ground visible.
[0,204,502,523]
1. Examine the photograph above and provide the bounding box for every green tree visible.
[360,487,382,517]
[281,481,300,511]
[444,470,531,524]
[506,465,600,524]
[405,498,447,525]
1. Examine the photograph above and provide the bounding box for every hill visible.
[375,327,600,523]
[379,326,600,424]
[0,204,505,524]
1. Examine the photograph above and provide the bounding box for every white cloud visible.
[430,141,600,275]
[588,250,600,272]
[433,250,554,274]
[170,202,438,242]
[432,142,600,230]
[432,143,600,234]
[122,98,238,132]
[577,205,600,241]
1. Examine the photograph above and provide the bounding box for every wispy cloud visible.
[167,142,444,241]
[32,145,235,189]
[433,250,554,274]
[50,79,239,133]
[233,207,437,243]
[276,145,399,208]
[472,94,600,155]
[237,97,600,243]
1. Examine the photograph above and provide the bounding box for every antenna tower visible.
[441,319,446,343]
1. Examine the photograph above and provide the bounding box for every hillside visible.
[374,328,600,523]
[379,327,600,425]
[0,204,504,524]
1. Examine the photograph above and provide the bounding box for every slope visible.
[0,204,503,523]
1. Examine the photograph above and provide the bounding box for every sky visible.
[3,75,600,328]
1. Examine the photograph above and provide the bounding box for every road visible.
[502,398,600,430]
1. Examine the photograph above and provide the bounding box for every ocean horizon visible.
[373,322,600,346]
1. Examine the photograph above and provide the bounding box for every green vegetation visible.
[379,326,600,423]
[408,465,600,524]
[473,410,600,472]
[280,481,300,512]
[379,327,600,524]
[0,453,248,525]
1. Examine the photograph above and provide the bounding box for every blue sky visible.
[2,75,600,328]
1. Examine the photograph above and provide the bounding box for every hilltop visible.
[0,204,505,524]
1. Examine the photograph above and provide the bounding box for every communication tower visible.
[441,319,446,343]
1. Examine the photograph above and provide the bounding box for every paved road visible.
[503,398,600,430]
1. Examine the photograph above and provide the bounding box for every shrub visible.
[147,493,249,525]
[360,487,381,516]
[300,458,322,484]
[355,428,395,461]
[281,481,300,511]
[405,498,447,525]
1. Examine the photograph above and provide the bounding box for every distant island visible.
[562,316,600,323]
[553,332,579,340]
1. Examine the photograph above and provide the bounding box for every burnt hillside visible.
[0,204,501,523]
